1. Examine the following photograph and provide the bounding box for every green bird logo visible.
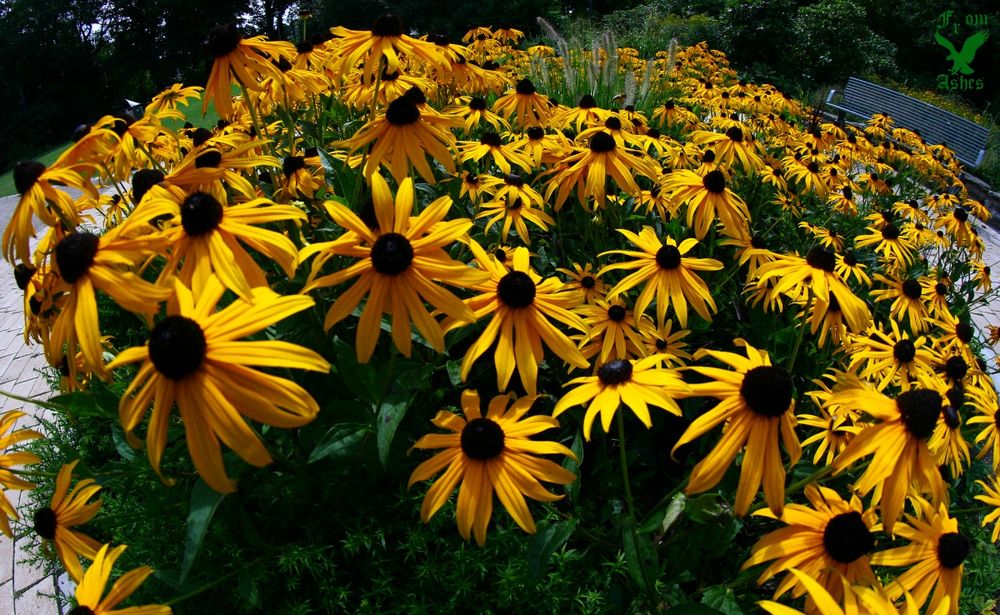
[935,28,989,74]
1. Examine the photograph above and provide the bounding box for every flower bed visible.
[2,17,999,613]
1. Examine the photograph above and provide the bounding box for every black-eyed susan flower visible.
[673,340,801,516]
[33,460,101,582]
[448,96,510,135]
[846,321,935,391]
[408,390,576,546]
[302,175,487,362]
[835,251,871,288]
[967,385,1000,470]
[47,226,172,380]
[870,496,968,615]
[663,168,750,240]
[870,274,930,334]
[828,382,947,534]
[107,276,330,494]
[974,476,1000,542]
[459,132,533,176]
[553,356,687,440]
[573,299,651,365]
[742,484,878,605]
[797,401,860,466]
[0,410,41,538]
[71,543,171,615]
[690,125,764,171]
[929,389,970,477]
[476,194,553,245]
[556,262,606,304]
[3,161,94,265]
[137,185,304,302]
[146,83,203,115]
[457,245,588,396]
[328,15,449,84]
[491,78,551,128]
[855,222,917,271]
[639,319,691,368]
[202,23,295,118]
[600,229,722,328]
[755,247,870,333]
[342,92,460,185]
[758,568,912,615]
[545,131,659,211]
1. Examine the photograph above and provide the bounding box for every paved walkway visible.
[0,190,998,615]
[0,194,67,614]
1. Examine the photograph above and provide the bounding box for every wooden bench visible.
[824,77,990,169]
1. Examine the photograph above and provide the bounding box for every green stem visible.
[164,554,269,606]
[638,477,688,528]
[785,463,834,496]
[617,411,637,520]
[786,290,814,372]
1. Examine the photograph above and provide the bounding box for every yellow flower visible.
[73,543,171,615]
[742,484,878,605]
[974,476,1000,542]
[301,175,487,362]
[544,130,659,210]
[457,245,588,396]
[828,382,947,534]
[107,276,330,493]
[553,356,687,440]
[870,497,967,615]
[600,229,722,328]
[33,460,102,582]
[202,24,295,118]
[409,390,576,546]
[0,410,42,538]
[663,168,751,240]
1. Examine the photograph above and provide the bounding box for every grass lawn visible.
[0,95,221,197]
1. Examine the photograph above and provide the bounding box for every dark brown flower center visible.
[33,507,57,539]
[937,532,970,569]
[953,207,968,222]
[725,126,744,143]
[881,224,901,240]
[955,322,973,343]
[823,511,874,563]
[896,389,942,440]
[132,169,164,205]
[944,356,968,382]
[181,192,224,236]
[283,156,306,176]
[370,232,414,275]
[149,316,207,380]
[480,132,502,147]
[371,15,404,37]
[496,271,536,308]
[581,275,596,289]
[55,232,100,284]
[740,366,793,417]
[893,339,916,363]
[702,170,726,194]
[461,418,505,459]
[13,264,35,291]
[194,149,222,168]
[902,278,922,299]
[605,117,622,131]
[598,359,633,385]
[589,131,616,153]
[385,96,420,126]
[67,607,96,615]
[655,245,681,270]
[469,97,487,111]
[526,126,544,140]
[205,24,242,58]
[13,161,45,195]
[806,246,836,272]
[607,305,626,322]
[515,78,536,95]
[578,94,597,109]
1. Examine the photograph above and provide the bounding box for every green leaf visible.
[332,339,379,404]
[180,479,225,585]
[446,360,463,387]
[563,432,584,505]
[111,427,136,461]
[639,492,686,535]
[309,423,368,463]
[685,493,728,523]
[238,568,263,609]
[527,519,576,578]
[46,392,116,419]
[376,394,411,467]
[668,604,724,615]
[701,586,743,615]
[622,527,659,594]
